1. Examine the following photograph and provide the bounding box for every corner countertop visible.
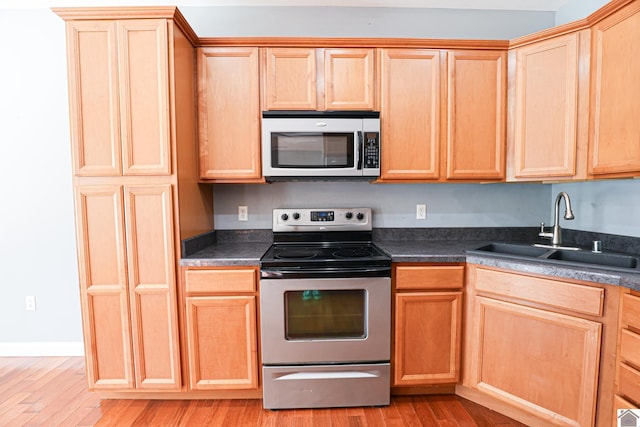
[180,228,640,291]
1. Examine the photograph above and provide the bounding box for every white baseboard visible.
[0,342,85,357]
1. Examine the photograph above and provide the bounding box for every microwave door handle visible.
[357,131,363,170]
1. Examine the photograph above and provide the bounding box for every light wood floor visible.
[0,357,527,426]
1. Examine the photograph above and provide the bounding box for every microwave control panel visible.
[363,132,380,169]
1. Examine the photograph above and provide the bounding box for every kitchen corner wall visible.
[552,180,640,238]
[0,0,634,353]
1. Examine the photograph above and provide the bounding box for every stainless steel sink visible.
[466,242,640,273]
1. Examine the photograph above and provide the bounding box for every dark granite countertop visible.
[375,239,640,291]
[180,230,272,267]
[180,228,640,290]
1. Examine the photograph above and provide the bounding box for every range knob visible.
[357,212,365,220]
[281,213,289,221]
[345,212,353,219]
[292,212,300,220]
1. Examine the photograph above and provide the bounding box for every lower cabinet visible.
[75,184,181,391]
[393,264,464,388]
[182,267,259,390]
[463,265,608,427]
[614,291,640,424]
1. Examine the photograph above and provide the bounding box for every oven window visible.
[271,132,355,168]
[284,290,366,339]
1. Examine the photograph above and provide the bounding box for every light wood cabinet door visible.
[66,19,171,177]
[263,47,376,111]
[264,47,317,110]
[590,2,640,177]
[379,49,441,180]
[469,296,601,427]
[124,184,181,389]
[510,32,586,180]
[66,20,121,176]
[117,20,171,176]
[75,185,134,390]
[198,47,261,180]
[394,291,462,385]
[446,50,506,180]
[325,48,375,110]
[185,295,258,390]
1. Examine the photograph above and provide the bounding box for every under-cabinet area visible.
[181,267,260,392]
[460,264,621,427]
[392,264,464,390]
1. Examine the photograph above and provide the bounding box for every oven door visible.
[260,277,390,365]
[262,118,363,177]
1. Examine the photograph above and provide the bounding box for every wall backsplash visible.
[552,180,640,238]
[212,182,552,230]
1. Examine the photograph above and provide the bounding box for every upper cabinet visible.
[66,19,171,177]
[262,47,376,111]
[508,30,590,181]
[324,48,376,110]
[197,47,262,182]
[379,48,507,182]
[445,50,506,181]
[379,49,442,181]
[589,1,640,178]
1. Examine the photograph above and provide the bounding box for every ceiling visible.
[0,0,575,11]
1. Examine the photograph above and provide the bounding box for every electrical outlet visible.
[416,204,427,220]
[25,296,36,311]
[238,205,248,221]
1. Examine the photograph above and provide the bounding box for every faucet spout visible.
[539,192,575,246]
[555,191,575,222]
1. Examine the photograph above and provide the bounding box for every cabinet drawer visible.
[185,269,256,294]
[395,265,464,290]
[619,363,640,405]
[621,328,640,368]
[615,394,639,411]
[475,268,603,316]
[613,394,638,427]
[622,293,640,330]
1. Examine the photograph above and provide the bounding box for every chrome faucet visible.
[538,191,575,246]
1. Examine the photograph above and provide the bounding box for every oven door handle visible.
[261,266,390,279]
[275,370,381,380]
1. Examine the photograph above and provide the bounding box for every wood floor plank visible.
[410,396,443,426]
[176,399,217,426]
[0,357,531,427]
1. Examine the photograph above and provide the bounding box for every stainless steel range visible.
[260,208,391,409]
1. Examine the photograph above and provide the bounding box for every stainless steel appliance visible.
[259,208,391,409]
[261,111,381,180]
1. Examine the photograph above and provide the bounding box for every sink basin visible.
[466,242,640,273]
[545,250,639,270]
[469,243,550,258]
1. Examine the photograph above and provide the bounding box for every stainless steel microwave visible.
[261,111,380,180]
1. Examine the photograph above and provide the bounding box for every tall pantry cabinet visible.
[54,8,213,391]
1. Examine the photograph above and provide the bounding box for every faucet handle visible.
[539,222,545,232]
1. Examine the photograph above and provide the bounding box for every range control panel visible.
[273,208,372,232]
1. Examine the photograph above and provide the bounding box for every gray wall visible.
[0,9,82,352]
[182,6,554,39]
[552,180,640,237]
[556,0,610,25]
[0,1,637,353]
[213,182,550,230]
